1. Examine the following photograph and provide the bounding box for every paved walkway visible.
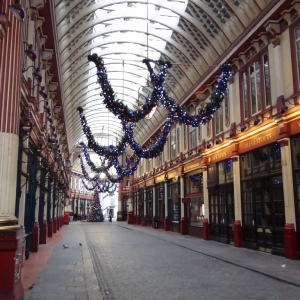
[24,221,300,300]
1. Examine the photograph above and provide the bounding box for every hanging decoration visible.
[80,142,139,178]
[143,59,233,126]
[87,54,169,123]
[124,117,173,158]
[77,107,129,159]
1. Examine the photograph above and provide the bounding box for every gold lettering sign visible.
[184,161,201,172]
[245,133,272,148]
[239,127,279,154]
[209,151,227,163]
[156,175,165,183]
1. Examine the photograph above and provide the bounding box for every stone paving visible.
[26,221,300,300]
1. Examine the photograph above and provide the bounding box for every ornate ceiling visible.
[50,0,271,169]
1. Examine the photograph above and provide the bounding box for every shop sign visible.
[155,174,165,183]
[168,168,180,179]
[182,197,190,203]
[289,117,300,136]
[146,179,154,186]
[184,160,202,173]
[239,126,279,153]
[207,147,232,164]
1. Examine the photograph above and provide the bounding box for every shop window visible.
[190,197,204,227]
[183,127,187,150]
[185,173,203,195]
[241,52,271,120]
[217,159,233,184]
[240,143,281,179]
[215,103,224,135]
[189,126,196,149]
[167,179,180,221]
[295,26,300,87]
[177,128,180,152]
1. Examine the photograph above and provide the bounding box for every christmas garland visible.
[143,60,233,126]
[77,107,129,159]
[87,54,170,123]
[80,142,139,178]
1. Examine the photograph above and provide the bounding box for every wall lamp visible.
[215,137,221,145]
[206,142,212,149]
[9,0,25,22]
[280,105,288,114]
[253,116,261,126]
[240,123,247,132]
[23,66,42,82]
[23,42,37,61]
[31,85,48,99]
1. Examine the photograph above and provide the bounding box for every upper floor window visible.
[215,103,223,135]
[295,26,300,88]
[189,126,196,149]
[171,128,176,159]
[183,127,187,150]
[241,52,271,120]
[177,128,180,153]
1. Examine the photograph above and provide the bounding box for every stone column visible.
[279,138,298,259]
[232,155,243,247]
[180,175,186,235]
[0,1,26,299]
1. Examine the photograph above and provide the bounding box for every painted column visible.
[232,155,243,247]
[202,168,210,240]
[180,175,186,235]
[164,180,168,231]
[279,138,298,259]
[0,1,26,299]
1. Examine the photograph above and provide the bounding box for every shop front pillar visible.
[127,211,134,224]
[180,218,187,235]
[202,168,209,240]
[31,222,40,252]
[0,227,26,300]
[179,176,186,235]
[279,138,298,259]
[164,180,168,230]
[40,220,47,244]
[284,224,298,260]
[53,217,57,234]
[203,218,210,240]
[48,219,53,238]
[234,221,243,247]
[164,217,169,231]
[232,155,243,247]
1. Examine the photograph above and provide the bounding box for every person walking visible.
[109,211,112,222]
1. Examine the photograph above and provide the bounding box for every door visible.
[254,188,273,253]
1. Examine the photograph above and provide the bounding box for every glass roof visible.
[53,0,269,170]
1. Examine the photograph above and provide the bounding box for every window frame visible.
[239,48,271,121]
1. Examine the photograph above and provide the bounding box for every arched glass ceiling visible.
[53,0,270,163]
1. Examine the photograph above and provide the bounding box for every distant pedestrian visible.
[74,212,78,222]
[109,211,112,222]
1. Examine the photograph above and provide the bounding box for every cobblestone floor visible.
[25,221,300,300]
